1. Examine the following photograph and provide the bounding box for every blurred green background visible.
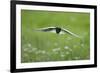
[21,10,90,63]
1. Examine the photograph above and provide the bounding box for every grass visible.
[21,10,90,63]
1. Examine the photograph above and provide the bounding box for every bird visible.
[34,27,80,38]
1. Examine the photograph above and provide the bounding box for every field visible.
[21,10,90,63]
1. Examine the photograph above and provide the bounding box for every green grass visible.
[21,10,90,63]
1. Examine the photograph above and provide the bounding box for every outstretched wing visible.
[34,27,56,32]
[61,28,80,38]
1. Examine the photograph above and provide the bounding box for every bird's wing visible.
[34,27,56,32]
[61,28,80,38]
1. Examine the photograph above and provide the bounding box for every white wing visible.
[61,28,80,38]
[33,27,56,33]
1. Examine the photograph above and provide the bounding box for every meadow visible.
[21,10,90,63]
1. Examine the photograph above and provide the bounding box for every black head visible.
[56,27,61,34]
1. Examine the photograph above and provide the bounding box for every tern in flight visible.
[34,27,80,38]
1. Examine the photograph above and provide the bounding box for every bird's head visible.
[55,27,61,34]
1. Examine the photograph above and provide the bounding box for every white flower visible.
[61,54,65,57]
[64,46,69,50]
[31,47,37,52]
[66,52,70,55]
[41,50,46,54]
[74,57,80,60]
[27,43,32,48]
[52,48,60,52]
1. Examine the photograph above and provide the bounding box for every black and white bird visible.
[34,27,80,38]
